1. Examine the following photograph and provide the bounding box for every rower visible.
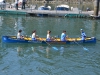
[61,30,68,41]
[17,29,24,39]
[46,30,53,41]
[80,29,86,40]
[32,30,37,41]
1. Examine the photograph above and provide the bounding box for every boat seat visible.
[10,36,17,39]
[85,38,91,40]
[24,37,32,40]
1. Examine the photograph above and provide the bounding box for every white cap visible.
[80,29,83,31]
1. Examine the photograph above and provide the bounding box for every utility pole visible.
[94,0,99,16]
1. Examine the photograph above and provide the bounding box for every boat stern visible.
[84,37,96,43]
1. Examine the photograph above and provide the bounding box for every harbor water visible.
[0,15,100,75]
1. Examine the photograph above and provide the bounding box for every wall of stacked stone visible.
[6,0,96,4]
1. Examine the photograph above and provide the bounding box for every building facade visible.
[7,0,95,4]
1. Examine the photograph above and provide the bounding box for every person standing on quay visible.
[22,0,26,9]
[15,0,19,10]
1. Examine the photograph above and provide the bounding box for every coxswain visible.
[80,29,86,40]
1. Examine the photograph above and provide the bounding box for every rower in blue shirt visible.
[80,29,86,40]
[61,30,68,41]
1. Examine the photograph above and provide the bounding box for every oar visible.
[74,40,88,51]
[43,40,58,51]
[45,41,58,50]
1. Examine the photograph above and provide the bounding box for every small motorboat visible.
[55,4,69,11]
[37,5,51,17]
[38,5,51,10]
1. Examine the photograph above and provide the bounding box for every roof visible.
[56,4,69,8]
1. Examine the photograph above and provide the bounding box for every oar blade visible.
[52,47,58,50]
[83,47,88,51]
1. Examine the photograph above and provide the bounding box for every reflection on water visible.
[0,16,3,27]
[17,46,24,57]
[4,43,67,61]
[60,47,64,56]
[1,42,100,75]
[31,47,35,52]
[16,45,65,59]
[46,47,50,58]
[91,20,98,36]
[17,45,37,57]
[0,15,100,38]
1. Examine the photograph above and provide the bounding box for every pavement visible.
[1,6,100,17]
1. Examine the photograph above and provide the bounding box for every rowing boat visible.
[2,36,96,44]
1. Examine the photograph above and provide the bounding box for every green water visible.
[0,15,100,75]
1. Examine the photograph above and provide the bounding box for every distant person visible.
[15,0,19,10]
[86,7,90,11]
[2,0,6,10]
[31,30,37,41]
[3,0,6,3]
[9,3,12,8]
[17,29,24,39]
[22,0,26,9]
[61,30,68,41]
[71,7,73,11]
[80,29,86,40]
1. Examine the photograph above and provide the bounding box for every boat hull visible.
[55,7,69,11]
[55,4,69,11]
[2,36,96,44]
